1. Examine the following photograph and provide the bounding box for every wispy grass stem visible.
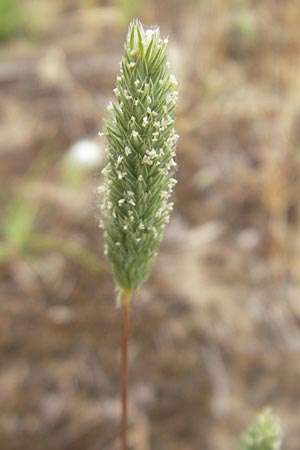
[121,288,132,450]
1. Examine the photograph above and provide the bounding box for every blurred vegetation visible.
[0,0,24,41]
[117,0,141,23]
[240,409,283,450]
[226,9,258,58]
[0,152,107,275]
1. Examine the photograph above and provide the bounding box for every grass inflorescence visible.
[99,19,178,294]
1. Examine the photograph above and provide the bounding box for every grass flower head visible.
[99,19,178,294]
[240,409,283,450]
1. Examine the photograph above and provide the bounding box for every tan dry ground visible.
[1,1,300,449]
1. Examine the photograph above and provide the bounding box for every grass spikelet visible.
[239,409,283,450]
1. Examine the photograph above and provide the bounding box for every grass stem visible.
[121,288,132,450]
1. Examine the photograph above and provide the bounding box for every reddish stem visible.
[121,289,131,450]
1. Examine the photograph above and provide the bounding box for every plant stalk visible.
[121,288,132,450]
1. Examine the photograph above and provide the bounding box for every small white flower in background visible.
[65,139,103,169]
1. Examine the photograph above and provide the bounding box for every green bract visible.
[239,409,283,450]
[99,19,178,292]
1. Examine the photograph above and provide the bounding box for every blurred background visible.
[1,0,300,449]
